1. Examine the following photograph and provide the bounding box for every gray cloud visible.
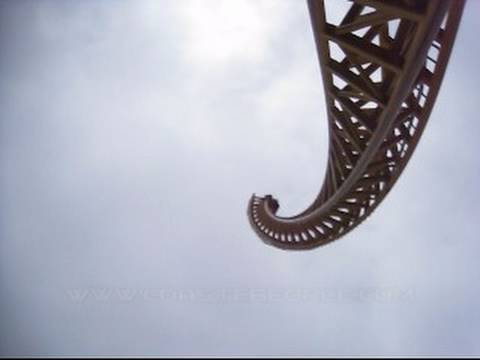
[1,0,479,356]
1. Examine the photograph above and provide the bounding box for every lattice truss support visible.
[248,0,465,250]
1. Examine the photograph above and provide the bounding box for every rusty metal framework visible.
[248,0,465,250]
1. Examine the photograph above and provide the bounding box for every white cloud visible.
[176,0,292,66]
[1,0,479,356]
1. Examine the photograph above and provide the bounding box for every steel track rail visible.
[248,0,465,250]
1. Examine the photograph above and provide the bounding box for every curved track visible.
[248,0,465,250]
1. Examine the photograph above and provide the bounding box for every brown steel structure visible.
[248,0,465,250]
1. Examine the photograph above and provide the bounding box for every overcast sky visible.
[1,0,480,356]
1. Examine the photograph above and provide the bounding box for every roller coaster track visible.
[248,0,465,250]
